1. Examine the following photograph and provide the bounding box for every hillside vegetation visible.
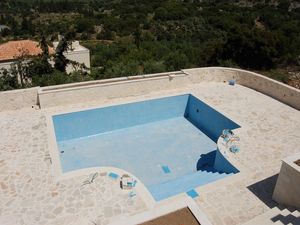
[0,0,300,90]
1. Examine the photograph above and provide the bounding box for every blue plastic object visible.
[162,165,171,174]
[108,172,119,180]
[229,145,240,153]
[229,79,236,85]
[186,189,199,198]
[127,180,137,187]
[222,129,233,136]
[129,191,136,198]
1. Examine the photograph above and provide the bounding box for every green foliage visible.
[105,60,141,77]
[28,57,53,77]
[96,30,114,40]
[278,0,290,11]
[32,70,91,87]
[143,60,166,74]
[10,58,31,88]
[165,51,189,71]
[54,37,70,72]
[259,69,290,83]
[29,35,54,76]
[0,69,19,91]
[1,0,300,90]
[75,17,95,33]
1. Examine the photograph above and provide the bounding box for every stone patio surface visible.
[0,82,299,225]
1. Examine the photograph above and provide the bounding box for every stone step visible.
[284,209,300,225]
[291,209,300,217]
[242,207,281,225]
[243,207,300,225]
[287,217,300,225]
[269,209,292,224]
[148,170,233,201]
[279,208,291,216]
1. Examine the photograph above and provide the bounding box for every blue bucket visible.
[229,79,236,86]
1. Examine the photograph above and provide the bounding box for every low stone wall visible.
[237,70,300,110]
[0,67,299,110]
[184,67,300,110]
[0,87,39,112]
[183,67,239,83]
[38,72,190,108]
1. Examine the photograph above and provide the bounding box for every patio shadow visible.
[247,174,279,208]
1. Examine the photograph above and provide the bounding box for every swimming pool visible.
[52,94,240,201]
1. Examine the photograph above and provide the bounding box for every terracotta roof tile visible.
[0,40,54,61]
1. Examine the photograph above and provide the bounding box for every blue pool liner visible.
[162,165,171,174]
[186,189,199,198]
[108,172,119,180]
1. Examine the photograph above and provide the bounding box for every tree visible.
[10,49,32,88]
[133,26,142,48]
[40,35,49,56]
[165,51,189,71]
[75,17,95,33]
[31,35,54,75]
[143,60,166,74]
[278,0,290,11]
[54,37,70,72]
[0,68,19,91]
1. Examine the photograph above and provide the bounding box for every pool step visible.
[148,170,234,201]
[242,207,300,225]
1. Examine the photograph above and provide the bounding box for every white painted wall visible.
[53,41,91,74]
[0,61,14,71]
[64,48,90,74]
[273,153,300,209]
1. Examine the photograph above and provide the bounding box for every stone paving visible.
[0,109,146,225]
[0,82,299,225]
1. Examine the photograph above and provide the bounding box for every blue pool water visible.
[53,94,240,201]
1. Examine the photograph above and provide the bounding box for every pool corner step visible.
[148,169,233,201]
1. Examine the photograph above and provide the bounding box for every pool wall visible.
[185,95,240,142]
[213,150,239,173]
[53,94,240,143]
[53,95,190,142]
[196,150,239,174]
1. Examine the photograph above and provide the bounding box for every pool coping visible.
[45,91,249,212]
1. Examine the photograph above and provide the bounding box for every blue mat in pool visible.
[162,165,171,174]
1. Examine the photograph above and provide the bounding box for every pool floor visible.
[58,116,230,200]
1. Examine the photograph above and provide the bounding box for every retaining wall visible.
[38,72,190,108]
[0,67,299,111]
[184,67,300,110]
[0,87,39,112]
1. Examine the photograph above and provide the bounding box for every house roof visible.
[0,40,54,61]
